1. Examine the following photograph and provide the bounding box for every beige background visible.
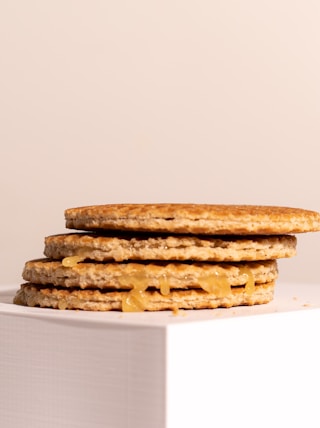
[0,1,319,285]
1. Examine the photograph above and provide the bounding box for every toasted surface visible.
[44,232,297,262]
[65,203,320,235]
[13,281,275,311]
[22,258,278,289]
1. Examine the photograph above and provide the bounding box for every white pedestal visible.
[1,282,320,428]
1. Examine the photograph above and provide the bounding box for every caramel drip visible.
[62,248,89,267]
[119,272,174,312]
[239,266,255,295]
[122,290,149,312]
[159,274,170,296]
[119,273,149,312]
[62,255,86,267]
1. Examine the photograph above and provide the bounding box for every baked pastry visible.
[43,232,297,262]
[65,203,320,234]
[14,203,320,312]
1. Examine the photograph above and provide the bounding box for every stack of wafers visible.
[14,204,320,312]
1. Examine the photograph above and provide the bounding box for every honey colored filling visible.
[119,273,149,313]
[61,255,256,311]
[122,290,149,312]
[61,248,92,267]
[159,274,171,296]
[118,268,255,312]
[239,266,255,295]
[197,272,230,297]
[62,255,86,267]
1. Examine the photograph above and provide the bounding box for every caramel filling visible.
[119,273,149,312]
[61,248,90,267]
[119,273,173,312]
[239,266,255,295]
[159,274,170,296]
[118,269,256,312]
[197,271,231,297]
[62,255,86,267]
[61,253,256,311]
[122,290,149,312]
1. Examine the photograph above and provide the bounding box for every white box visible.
[1,282,320,428]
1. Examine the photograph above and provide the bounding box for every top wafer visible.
[65,204,320,235]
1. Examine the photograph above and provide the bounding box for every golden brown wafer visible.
[14,281,275,312]
[65,204,320,235]
[44,232,297,262]
[22,258,278,289]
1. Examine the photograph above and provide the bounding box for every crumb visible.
[292,296,298,301]
[302,303,311,307]
[172,307,180,316]
[169,308,188,317]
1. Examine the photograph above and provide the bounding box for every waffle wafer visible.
[14,203,320,312]
[44,233,297,262]
[65,204,320,235]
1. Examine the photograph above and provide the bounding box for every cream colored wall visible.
[1,1,319,285]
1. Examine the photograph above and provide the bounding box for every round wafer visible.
[65,204,320,235]
[14,281,275,312]
[22,259,278,289]
[44,232,297,262]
